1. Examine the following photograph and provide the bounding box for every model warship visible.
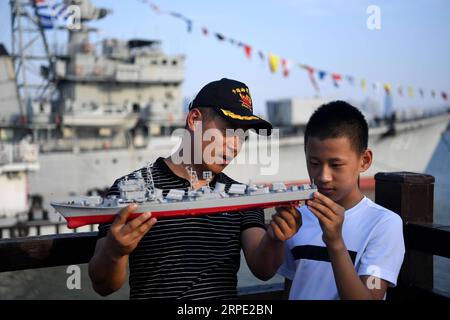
[51,165,317,228]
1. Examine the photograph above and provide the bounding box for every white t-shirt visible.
[278,196,405,300]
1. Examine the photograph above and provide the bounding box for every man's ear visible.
[360,148,373,173]
[186,108,203,132]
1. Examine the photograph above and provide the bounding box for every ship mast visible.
[146,162,156,195]
[10,0,54,116]
[185,166,198,191]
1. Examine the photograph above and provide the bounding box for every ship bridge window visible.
[151,60,157,65]
[172,60,178,66]
[162,59,167,65]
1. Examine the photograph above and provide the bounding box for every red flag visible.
[244,44,252,60]
[306,66,319,93]
[331,73,342,87]
[281,58,290,77]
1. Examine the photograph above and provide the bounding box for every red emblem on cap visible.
[239,93,252,111]
[232,88,253,111]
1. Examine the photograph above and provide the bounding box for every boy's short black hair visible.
[304,100,368,154]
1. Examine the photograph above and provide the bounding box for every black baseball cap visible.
[189,78,273,135]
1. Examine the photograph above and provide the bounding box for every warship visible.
[51,166,317,228]
[0,0,449,233]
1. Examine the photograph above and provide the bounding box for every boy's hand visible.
[306,192,345,249]
[267,205,302,242]
[106,204,157,259]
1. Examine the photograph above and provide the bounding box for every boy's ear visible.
[360,149,373,173]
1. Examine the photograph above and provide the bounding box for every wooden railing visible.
[0,172,449,299]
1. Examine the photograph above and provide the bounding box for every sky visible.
[1,0,449,117]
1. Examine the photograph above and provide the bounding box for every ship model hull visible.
[51,188,315,228]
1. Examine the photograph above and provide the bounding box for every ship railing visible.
[0,172,449,300]
[0,142,39,166]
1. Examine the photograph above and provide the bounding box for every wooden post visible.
[375,172,434,295]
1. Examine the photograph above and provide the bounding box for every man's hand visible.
[106,204,157,259]
[267,205,302,242]
[306,192,345,249]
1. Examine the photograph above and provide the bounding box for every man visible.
[89,78,301,299]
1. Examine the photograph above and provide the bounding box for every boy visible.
[89,78,300,299]
[278,100,405,300]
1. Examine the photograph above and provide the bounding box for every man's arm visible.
[241,206,301,281]
[307,192,389,300]
[88,204,157,296]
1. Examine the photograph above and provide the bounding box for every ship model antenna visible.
[146,162,156,196]
[203,171,212,189]
[185,166,198,191]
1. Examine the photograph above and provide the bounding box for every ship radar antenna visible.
[185,166,198,191]
[146,162,156,195]
[203,171,212,189]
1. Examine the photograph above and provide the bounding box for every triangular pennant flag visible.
[244,44,252,60]
[202,27,208,36]
[318,70,327,80]
[305,66,319,93]
[331,73,342,87]
[268,53,280,73]
[258,51,265,60]
[149,3,161,14]
[229,38,236,45]
[383,83,391,94]
[408,86,414,97]
[361,79,367,91]
[215,33,225,41]
[372,82,380,91]
[419,88,424,98]
[186,19,192,33]
[398,87,403,96]
[346,75,354,86]
[442,91,448,101]
[169,11,183,18]
[281,58,290,77]
[431,90,436,98]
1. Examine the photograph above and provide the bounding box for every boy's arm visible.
[283,278,292,299]
[241,206,301,281]
[307,192,388,300]
[327,240,389,299]
[88,204,157,296]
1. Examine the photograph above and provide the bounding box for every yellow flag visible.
[268,53,280,73]
[361,78,367,91]
[408,86,414,97]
